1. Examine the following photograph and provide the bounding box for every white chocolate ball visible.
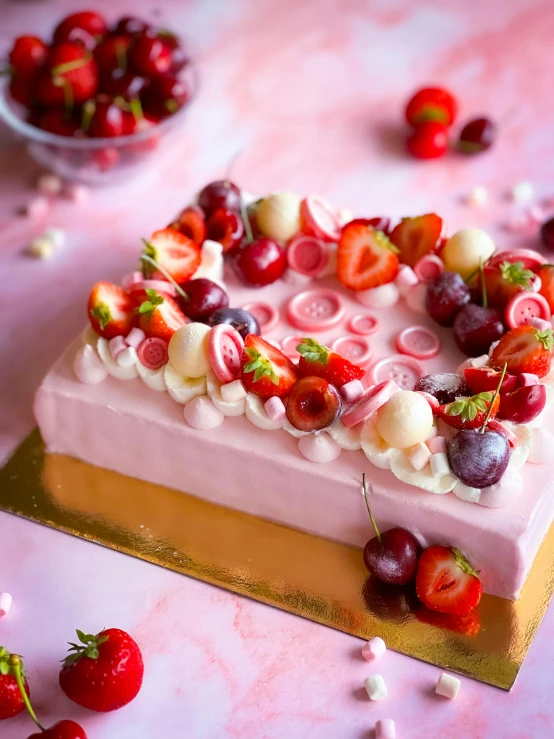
[376,390,434,449]
[255,192,301,242]
[168,323,211,378]
[442,228,495,279]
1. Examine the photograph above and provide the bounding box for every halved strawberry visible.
[490,325,554,378]
[463,367,518,396]
[135,288,187,342]
[479,260,535,310]
[87,281,135,339]
[141,228,201,283]
[241,335,298,399]
[389,213,444,268]
[169,205,207,245]
[437,391,499,430]
[538,264,554,313]
[405,87,457,126]
[337,224,399,291]
[415,546,482,616]
[296,338,364,387]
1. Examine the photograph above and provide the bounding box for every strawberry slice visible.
[415,546,482,616]
[538,264,554,313]
[135,288,187,342]
[241,335,298,399]
[463,367,518,396]
[141,227,201,283]
[337,224,399,291]
[490,325,554,378]
[87,281,135,339]
[480,260,535,310]
[296,338,364,387]
[389,213,444,268]
[437,391,499,430]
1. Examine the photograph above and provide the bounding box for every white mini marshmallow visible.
[405,282,428,314]
[340,379,364,404]
[435,672,461,700]
[395,264,419,297]
[73,345,108,385]
[184,396,224,429]
[528,317,551,332]
[125,327,146,349]
[282,268,313,287]
[109,335,127,359]
[117,346,138,367]
[28,236,53,259]
[356,282,399,309]
[221,380,247,403]
[298,433,341,463]
[0,592,13,617]
[430,452,450,478]
[364,674,388,701]
[192,240,224,282]
[337,207,354,226]
[37,173,63,196]
[511,180,534,203]
[43,227,65,248]
[26,196,50,219]
[408,442,432,471]
[376,719,396,739]
[465,185,488,208]
[264,396,287,422]
[361,637,386,662]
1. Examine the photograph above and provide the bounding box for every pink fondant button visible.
[342,379,400,427]
[281,335,304,359]
[241,302,279,334]
[208,323,244,383]
[286,288,345,331]
[348,313,379,336]
[137,337,168,370]
[129,279,177,297]
[367,354,424,390]
[286,234,329,277]
[505,292,550,328]
[413,254,444,283]
[331,336,372,367]
[396,325,441,359]
[300,194,342,242]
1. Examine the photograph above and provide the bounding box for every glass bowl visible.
[0,69,197,186]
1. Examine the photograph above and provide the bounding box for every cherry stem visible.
[465,252,496,284]
[140,248,189,301]
[115,40,127,71]
[239,197,253,244]
[479,258,488,308]
[51,56,90,76]
[9,655,45,731]
[480,362,507,433]
[362,473,381,544]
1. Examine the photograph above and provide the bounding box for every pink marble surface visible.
[2,1,554,736]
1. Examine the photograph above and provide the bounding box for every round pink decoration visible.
[331,336,372,367]
[208,324,244,383]
[286,288,345,331]
[505,292,550,328]
[367,354,425,390]
[137,337,168,370]
[395,325,440,360]
[348,313,379,336]
[241,301,279,334]
[286,234,329,277]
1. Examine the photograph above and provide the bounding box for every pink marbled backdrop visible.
[2,1,554,736]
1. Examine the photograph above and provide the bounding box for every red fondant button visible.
[137,337,168,370]
[367,354,424,390]
[286,288,345,331]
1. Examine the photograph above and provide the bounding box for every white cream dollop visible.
[73,344,108,384]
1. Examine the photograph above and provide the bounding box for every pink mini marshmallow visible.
[405,282,427,314]
[395,264,419,297]
[65,182,91,203]
[408,442,432,471]
[121,271,143,291]
[37,172,63,196]
[415,390,440,411]
[264,396,287,422]
[340,379,364,403]
[361,636,387,661]
[528,205,545,223]
[0,592,12,617]
[518,372,539,387]
[427,435,447,454]
[413,254,444,284]
[109,335,127,359]
[25,196,50,219]
[528,316,551,332]
[125,327,146,349]
[376,719,396,739]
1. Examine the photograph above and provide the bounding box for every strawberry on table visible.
[59,628,143,712]
[389,213,444,267]
[437,391,499,430]
[87,282,135,339]
[490,326,554,378]
[241,335,298,399]
[415,546,482,615]
[135,288,187,342]
[479,260,535,310]
[0,647,29,719]
[405,86,457,127]
[297,338,364,387]
[141,227,201,283]
[337,223,399,291]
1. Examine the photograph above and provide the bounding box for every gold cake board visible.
[2,430,554,690]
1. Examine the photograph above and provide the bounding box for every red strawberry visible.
[9,36,48,77]
[87,282,135,339]
[463,366,518,396]
[538,264,554,313]
[406,121,448,159]
[59,628,143,712]
[337,223,399,291]
[53,11,108,49]
[490,325,554,378]
[241,335,298,399]
[405,86,457,126]
[0,647,29,719]
[297,338,364,387]
[479,260,535,309]
[37,43,98,107]
[136,289,187,341]
[141,228,201,283]
[437,391,499,430]
[28,719,88,739]
[415,546,482,615]
[389,213,444,267]
[170,205,207,245]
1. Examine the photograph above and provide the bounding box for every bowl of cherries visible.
[0,11,195,185]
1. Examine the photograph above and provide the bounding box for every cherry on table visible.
[198,180,241,217]
[28,719,88,739]
[207,307,260,339]
[458,117,496,154]
[406,121,449,159]
[176,278,229,322]
[231,237,287,287]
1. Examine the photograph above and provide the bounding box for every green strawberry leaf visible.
[374,228,399,254]
[244,347,278,385]
[136,290,163,317]
[499,260,534,289]
[536,328,554,352]
[90,304,111,331]
[445,392,494,422]
[296,338,329,364]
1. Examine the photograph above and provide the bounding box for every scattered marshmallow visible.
[430,452,451,478]
[117,346,138,368]
[435,672,461,700]
[395,265,419,297]
[264,395,287,422]
[109,335,127,359]
[364,674,388,701]
[64,182,91,203]
[28,235,53,259]
[426,435,447,455]
[528,317,551,332]
[43,227,65,248]
[0,592,13,617]
[376,719,396,739]
[37,172,63,196]
[511,181,534,204]
[361,637,387,662]
[221,380,247,403]
[405,282,428,314]
[125,327,146,349]
[25,196,50,219]
[408,442,432,471]
[340,379,364,404]
[465,185,488,208]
